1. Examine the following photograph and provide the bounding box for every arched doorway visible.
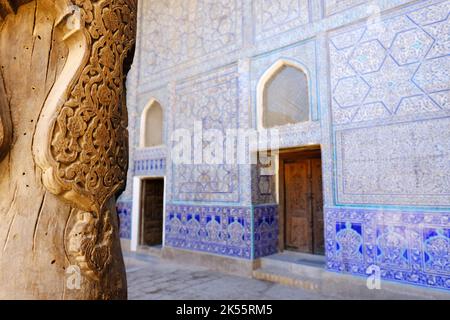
[257,60,324,255]
[140,99,163,148]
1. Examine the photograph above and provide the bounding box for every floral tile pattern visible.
[326,207,450,290]
[171,65,241,203]
[165,204,253,259]
[254,205,279,258]
[330,0,450,125]
[331,0,450,207]
[117,201,132,239]
[253,0,310,41]
[140,0,243,83]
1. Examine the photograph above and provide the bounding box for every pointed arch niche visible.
[140,99,163,148]
[257,59,311,130]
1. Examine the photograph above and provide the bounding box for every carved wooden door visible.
[285,160,312,253]
[283,154,324,254]
[141,179,164,246]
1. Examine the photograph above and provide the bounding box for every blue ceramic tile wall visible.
[117,0,450,291]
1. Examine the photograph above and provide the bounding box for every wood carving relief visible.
[67,210,114,281]
[0,0,136,299]
[34,0,135,213]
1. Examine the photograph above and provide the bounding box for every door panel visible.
[283,152,324,255]
[311,158,324,255]
[284,161,312,253]
[141,179,164,246]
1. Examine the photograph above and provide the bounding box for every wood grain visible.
[0,0,136,300]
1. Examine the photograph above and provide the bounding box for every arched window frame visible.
[139,99,164,148]
[256,59,312,131]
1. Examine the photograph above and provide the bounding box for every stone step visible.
[136,245,163,257]
[253,265,321,293]
[253,253,450,300]
[259,251,325,279]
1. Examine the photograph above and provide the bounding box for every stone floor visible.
[124,252,333,300]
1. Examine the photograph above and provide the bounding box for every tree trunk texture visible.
[0,0,137,299]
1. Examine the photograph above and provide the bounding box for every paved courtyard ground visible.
[124,253,333,300]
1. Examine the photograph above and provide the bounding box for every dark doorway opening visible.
[140,178,164,247]
[280,148,324,255]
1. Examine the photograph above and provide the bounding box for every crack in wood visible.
[32,192,46,252]
[2,184,18,252]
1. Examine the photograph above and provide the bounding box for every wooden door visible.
[284,160,312,252]
[140,179,164,246]
[311,158,324,255]
[283,152,324,255]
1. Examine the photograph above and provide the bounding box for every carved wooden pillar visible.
[0,0,137,299]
